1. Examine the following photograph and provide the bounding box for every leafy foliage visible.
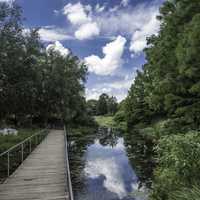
[0,2,90,127]
[87,93,118,116]
[121,0,200,199]
[170,185,200,200]
[151,132,200,200]
[86,100,98,116]
[125,0,200,129]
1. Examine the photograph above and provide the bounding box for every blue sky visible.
[8,0,164,101]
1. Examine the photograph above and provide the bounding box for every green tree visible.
[114,100,126,123]
[126,71,152,128]
[0,1,90,127]
[107,96,118,115]
[87,99,98,116]
[123,1,200,199]
[39,49,87,125]
[174,13,200,127]
[97,93,109,115]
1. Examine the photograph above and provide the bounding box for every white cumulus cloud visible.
[95,2,160,53]
[63,2,100,40]
[75,22,100,40]
[63,2,91,25]
[46,41,70,57]
[39,27,73,42]
[86,72,135,102]
[0,0,13,2]
[85,36,126,75]
[129,12,160,53]
[62,1,160,43]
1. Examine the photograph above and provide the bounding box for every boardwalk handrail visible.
[64,126,74,200]
[0,129,48,179]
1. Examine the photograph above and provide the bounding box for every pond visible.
[68,127,149,200]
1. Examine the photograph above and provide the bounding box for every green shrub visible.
[170,185,200,200]
[161,118,195,135]
[150,132,200,200]
[114,110,126,123]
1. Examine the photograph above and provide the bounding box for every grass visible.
[95,115,127,130]
[69,125,97,136]
[0,129,40,154]
[0,128,41,182]
[95,116,116,127]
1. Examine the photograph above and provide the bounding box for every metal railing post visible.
[7,152,10,177]
[36,135,38,145]
[21,143,24,163]
[29,138,31,153]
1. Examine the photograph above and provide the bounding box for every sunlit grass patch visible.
[0,129,40,153]
[94,116,115,127]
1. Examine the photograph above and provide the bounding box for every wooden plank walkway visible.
[0,130,69,200]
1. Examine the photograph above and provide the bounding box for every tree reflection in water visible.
[124,129,156,189]
[98,127,119,147]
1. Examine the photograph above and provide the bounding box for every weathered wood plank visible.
[0,130,68,200]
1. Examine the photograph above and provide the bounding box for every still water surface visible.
[68,128,148,200]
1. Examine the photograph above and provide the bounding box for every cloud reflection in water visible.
[84,138,139,199]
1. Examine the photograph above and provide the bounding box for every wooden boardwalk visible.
[0,130,69,200]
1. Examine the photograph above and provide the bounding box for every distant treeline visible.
[0,2,92,127]
[87,93,118,116]
[114,0,200,199]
